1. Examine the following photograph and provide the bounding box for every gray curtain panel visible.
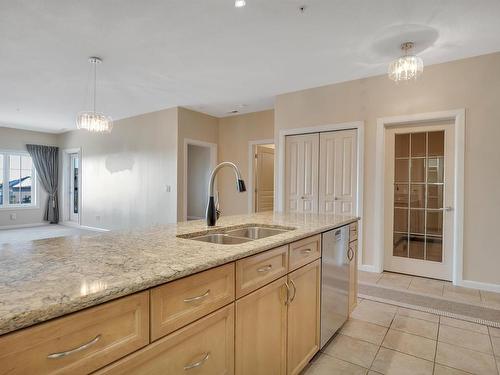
[26,144,59,224]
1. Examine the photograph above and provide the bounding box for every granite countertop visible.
[0,212,358,336]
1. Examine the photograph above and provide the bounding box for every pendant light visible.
[76,57,113,133]
[388,42,424,82]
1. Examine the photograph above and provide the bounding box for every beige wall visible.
[275,52,500,285]
[0,127,58,227]
[58,107,178,230]
[177,107,219,221]
[218,110,274,216]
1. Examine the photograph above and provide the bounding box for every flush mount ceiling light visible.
[388,42,424,82]
[76,57,113,133]
[235,0,246,8]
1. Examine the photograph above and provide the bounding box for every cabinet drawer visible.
[235,245,288,298]
[0,292,149,375]
[96,304,235,375]
[349,222,358,242]
[289,235,321,271]
[151,263,235,340]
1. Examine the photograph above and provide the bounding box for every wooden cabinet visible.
[150,263,234,340]
[96,304,234,375]
[288,234,321,271]
[235,237,322,375]
[287,259,321,375]
[235,277,288,375]
[0,292,149,375]
[235,245,288,298]
[348,239,358,314]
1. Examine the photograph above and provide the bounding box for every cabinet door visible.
[235,277,288,375]
[287,260,321,375]
[285,133,319,213]
[318,130,357,215]
[349,240,358,314]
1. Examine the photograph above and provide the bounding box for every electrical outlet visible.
[165,185,171,193]
[10,213,16,221]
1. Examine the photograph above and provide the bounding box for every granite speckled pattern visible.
[0,212,357,336]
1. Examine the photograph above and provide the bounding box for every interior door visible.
[69,153,79,222]
[318,130,357,215]
[285,134,319,213]
[384,122,455,280]
[254,145,275,212]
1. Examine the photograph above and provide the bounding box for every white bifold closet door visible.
[319,130,357,215]
[285,133,319,213]
[285,129,357,215]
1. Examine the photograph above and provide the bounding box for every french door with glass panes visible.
[384,123,455,280]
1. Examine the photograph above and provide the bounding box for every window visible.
[0,151,37,208]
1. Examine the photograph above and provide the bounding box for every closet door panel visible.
[319,130,357,215]
[285,134,319,213]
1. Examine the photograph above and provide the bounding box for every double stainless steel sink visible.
[184,225,294,244]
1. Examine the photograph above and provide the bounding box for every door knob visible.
[444,206,453,211]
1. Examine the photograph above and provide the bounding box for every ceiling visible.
[1,0,500,133]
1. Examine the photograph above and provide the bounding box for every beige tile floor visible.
[359,271,500,309]
[303,299,500,375]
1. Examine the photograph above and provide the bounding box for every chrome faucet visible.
[206,162,246,226]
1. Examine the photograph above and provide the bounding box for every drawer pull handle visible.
[183,289,210,303]
[257,264,273,273]
[301,248,312,254]
[184,352,210,370]
[347,247,354,261]
[47,334,101,359]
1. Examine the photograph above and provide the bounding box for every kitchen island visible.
[0,211,358,374]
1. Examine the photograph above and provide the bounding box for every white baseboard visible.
[0,222,46,230]
[457,279,500,293]
[358,264,380,273]
[61,221,81,229]
[61,222,110,232]
[79,225,110,232]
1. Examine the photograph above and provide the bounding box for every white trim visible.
[248,139,275,213]
[0,222,45,230]
[374,109,465,286]
[0,149,39,209]
[276,121,365,268]
[183,138,217,222]
[61,148,82,225]
[78,224,110,232]
[358,264,380,273]
[458,279,500,294]
[61,221,110,232]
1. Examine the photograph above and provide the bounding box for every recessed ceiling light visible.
[235,0,246,8]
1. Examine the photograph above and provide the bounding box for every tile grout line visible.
[487,329,500,375]
[368,311,395,372]
[432,314,440,375]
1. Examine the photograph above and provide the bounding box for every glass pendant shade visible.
[388,55,424,82]
[76,112,113,133]
[388,42,424,82]
[76,57,113,133]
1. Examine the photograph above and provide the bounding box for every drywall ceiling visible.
[1,0,500,132]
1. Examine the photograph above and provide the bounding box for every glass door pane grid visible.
[393,131,444,262]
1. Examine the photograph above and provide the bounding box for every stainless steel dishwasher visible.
[320,225,350,348]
